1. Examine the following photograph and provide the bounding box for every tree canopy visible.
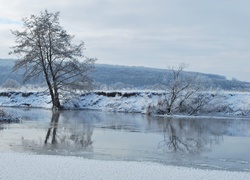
[9,10,96,110]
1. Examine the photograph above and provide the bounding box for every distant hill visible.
[0,59,23,84]
[0,59,249,90]
[92,64,250,90]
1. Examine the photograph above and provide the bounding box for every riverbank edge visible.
[0,90,250,118]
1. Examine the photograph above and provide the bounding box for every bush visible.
[1,79,20,89]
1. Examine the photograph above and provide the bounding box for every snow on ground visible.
[0,90,250,116]
[0,152,249,180]
[0,91,52,109]
[63,92,155,113]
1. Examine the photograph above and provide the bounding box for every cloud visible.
[1,0,250,81]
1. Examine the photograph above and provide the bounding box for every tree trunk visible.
[52,82,61,110]
[52,94,61,110]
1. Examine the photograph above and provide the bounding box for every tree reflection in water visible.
[44,111,93,150]
[45,111,59,144]
[153,117,224,154]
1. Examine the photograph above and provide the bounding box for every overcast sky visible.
[0,0,250,81]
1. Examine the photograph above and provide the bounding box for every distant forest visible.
[0,59,249,91]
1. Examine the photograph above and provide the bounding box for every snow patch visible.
[0,152,249,180]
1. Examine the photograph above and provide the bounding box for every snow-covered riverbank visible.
[0,90,250,117]
[0,152,249,180]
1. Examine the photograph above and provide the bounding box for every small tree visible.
[1,79,20,89]
[155,64,206,115]
[9,10,96,110]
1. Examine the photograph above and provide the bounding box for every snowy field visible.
[0,90,250,116]
[0,152,249,180]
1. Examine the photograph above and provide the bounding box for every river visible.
[0,107,250,172]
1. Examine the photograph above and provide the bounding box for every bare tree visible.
[151,64,207,115]
[9,10,96,110]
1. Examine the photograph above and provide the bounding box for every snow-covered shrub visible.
[146,64,216,116]
[146,92,214,116]
[1,79,20,89]
[146,97,168,115]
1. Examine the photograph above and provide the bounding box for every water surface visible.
[1,107,250,171]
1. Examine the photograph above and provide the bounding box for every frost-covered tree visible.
[1,79,20,89]
[148,64,209,115]
[9,10,96,110]
[161,64,200,114]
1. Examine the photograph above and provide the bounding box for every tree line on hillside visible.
[1,62,249,91]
